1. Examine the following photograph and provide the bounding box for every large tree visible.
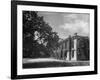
[23,11,59,58]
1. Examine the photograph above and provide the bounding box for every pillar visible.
[71,39,77,61]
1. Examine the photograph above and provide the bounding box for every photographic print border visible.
[11,0,97,79]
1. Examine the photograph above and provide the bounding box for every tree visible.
[23,11,59,58]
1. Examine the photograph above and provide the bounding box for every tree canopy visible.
[23,11,59,58]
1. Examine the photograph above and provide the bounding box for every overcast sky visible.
[38,11,90,39]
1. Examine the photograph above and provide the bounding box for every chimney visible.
[74,33,77,36]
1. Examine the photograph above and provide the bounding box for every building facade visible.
[54,33,89,61]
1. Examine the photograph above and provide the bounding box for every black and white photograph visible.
[23,11,90,68]
[11,1,97,79]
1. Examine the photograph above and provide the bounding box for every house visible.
[54,33,89,61]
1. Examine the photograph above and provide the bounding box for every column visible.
[71,39,77,61]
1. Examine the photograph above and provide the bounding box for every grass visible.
[23,58,90,68]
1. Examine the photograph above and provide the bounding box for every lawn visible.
[23,58,90,68]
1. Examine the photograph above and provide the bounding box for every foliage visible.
[23,11,59,58]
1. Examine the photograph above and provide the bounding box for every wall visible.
[0,0,99,80]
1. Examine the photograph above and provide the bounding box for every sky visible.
[38,11,90,39]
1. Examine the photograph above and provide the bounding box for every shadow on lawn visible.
[23,61,90,69]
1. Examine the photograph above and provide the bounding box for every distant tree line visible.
[23,11,59,58]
